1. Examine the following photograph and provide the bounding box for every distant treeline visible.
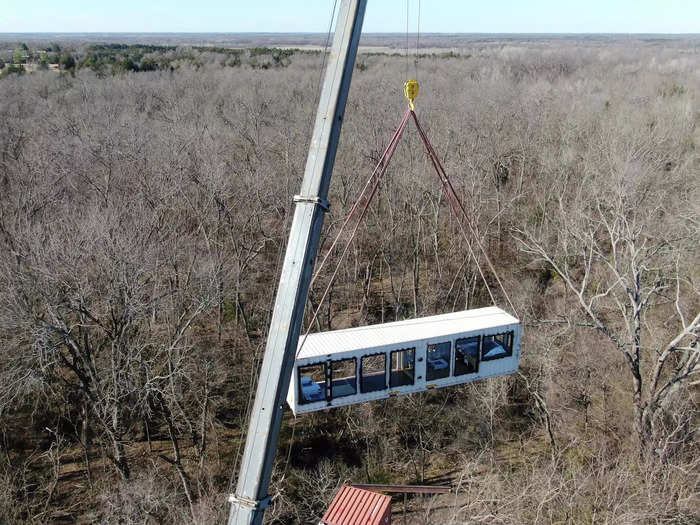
[0,41,478,79]
[0,42,310,77]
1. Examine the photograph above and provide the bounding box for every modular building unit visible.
[287,306,521,415]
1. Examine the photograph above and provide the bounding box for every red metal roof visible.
[322,485,391,525]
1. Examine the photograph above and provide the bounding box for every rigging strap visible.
[410,110,517,316]
[298,108,413,357]
[298,100,517,358]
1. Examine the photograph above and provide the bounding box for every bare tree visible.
[515,160,699,452]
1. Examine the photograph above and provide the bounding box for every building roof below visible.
[322,485,391,525]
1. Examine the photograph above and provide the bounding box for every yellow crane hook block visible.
[404,79,419,111]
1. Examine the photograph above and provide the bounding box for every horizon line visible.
[2,31,700,36]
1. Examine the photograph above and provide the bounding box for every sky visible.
[1,0,699,34]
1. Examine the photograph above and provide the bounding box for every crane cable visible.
[274,0,342,491]
[405,0,410,83]
[297,109,413,358]
[405,0,421,81]
[296,100,518,361]
[285,0,516,484]
[227,0,340,497]
[410,110,517,316]
[416,0,421,80]
[402,0,514,315]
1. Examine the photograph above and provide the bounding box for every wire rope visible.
[415,0,421,80]
[405,0,410,81]
[227,0,340,497]
[272,0,341,490]
[410,111,518,316]
[296,109,518,364]
[315,0,340,120]
[297,109,413,358]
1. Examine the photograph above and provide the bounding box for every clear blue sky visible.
[1,0,698,34]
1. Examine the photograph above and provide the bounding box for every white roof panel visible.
[296,306,518,360]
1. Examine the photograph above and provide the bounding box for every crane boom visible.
[226,1,367,524]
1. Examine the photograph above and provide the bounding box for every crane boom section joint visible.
[293,194,331,212]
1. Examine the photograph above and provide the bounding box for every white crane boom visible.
[226,2,367,524]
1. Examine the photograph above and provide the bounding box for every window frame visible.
[330,357,358,399]
[297,361,328,405]
[389,347,416,388]
[426,341,452,381]
[481,331,514,362]
[454,335,480,376]
[360,352,387,394]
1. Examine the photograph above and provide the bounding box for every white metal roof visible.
[296,306,519,360]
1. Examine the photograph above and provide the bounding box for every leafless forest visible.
[0,36,699,523]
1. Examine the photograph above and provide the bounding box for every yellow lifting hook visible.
[404,79,419,111]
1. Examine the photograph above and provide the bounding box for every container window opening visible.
[361,354,386,393]
[298,363,326,403]
[482,331,514,361]
[454,336,480,375]
[426,341,451,381]
[390,348,415,387]
[331,358,357,398]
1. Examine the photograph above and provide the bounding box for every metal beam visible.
[226,1,367,524]
[350,484,451,494]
